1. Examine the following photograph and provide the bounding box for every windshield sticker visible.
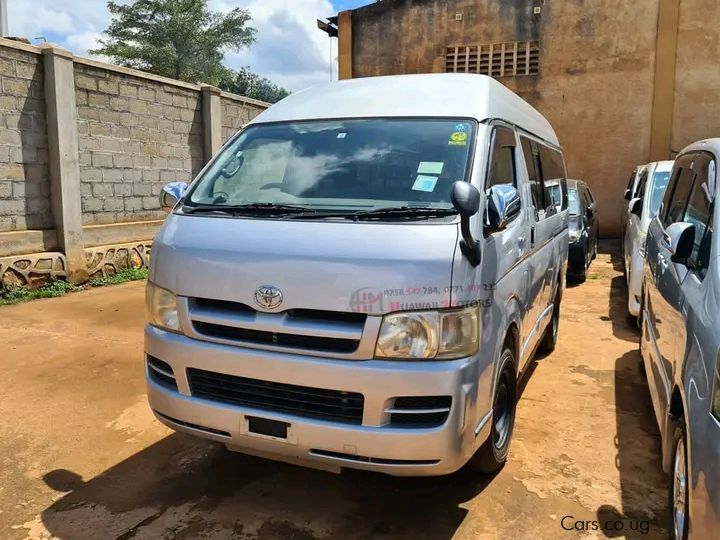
[336,132,347,139]
[454,123,469,132]
[448,131,468,146]
[412,175,439,192]
[417,161,444,175]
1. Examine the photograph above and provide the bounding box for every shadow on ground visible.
[40,435,497,539]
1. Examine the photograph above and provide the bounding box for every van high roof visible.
[250,74,560,147]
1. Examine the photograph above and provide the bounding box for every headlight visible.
[638,232,647,258]
[569,230,581,242]
[146,282,180,332]
[713,367,720,421]
[375,306,479,360]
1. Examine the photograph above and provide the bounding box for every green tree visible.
[91,0,256,85]
[219,68,290,104]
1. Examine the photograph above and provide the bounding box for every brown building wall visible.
[347,0,711,237]
[672,0,720,152]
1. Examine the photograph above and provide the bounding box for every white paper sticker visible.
[412,175,439,192]
[337,132,347,139]
[417,161,444,175]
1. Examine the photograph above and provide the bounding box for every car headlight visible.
[638,232,647,258]
[569,230,581,242]
[713,366,720,421]
[146,282,180,332]
[375,306,479,360]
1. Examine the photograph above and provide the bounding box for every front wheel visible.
[671,421,689,540]
[467,349,517,474]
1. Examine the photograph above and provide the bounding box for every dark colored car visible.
[567,179,598,281]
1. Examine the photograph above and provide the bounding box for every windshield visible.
[568,187,580,216]
[648,171,670,217]
[186,119,476,213]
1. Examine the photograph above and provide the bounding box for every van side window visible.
[663,167,696,227]
[683,158,715,278]
[538,145,566,216]
[520,137,544,215]
[486,127,517,191]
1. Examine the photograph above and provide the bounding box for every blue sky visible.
[6,0,377,92]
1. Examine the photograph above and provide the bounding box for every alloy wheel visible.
[672,436,688,539]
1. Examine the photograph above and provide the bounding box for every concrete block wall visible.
[0,38,269,285]
[75,63,205,225]
[0,45,51,232]
[221,93,265,143]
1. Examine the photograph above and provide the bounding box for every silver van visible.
[145,74,569,476]
[642,139,720,538]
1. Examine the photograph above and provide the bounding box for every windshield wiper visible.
[183,203,315,215]
[287,206,458,220]
[350,206,458,220]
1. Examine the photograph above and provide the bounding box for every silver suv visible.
[642,139,720,538]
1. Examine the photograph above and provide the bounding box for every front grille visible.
[190,298,365,354]
[187,368,364,425]
[193,322,360,353]
[147,356,177,391]
[389,396,452,428]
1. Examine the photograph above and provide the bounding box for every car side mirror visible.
[451,181,481,267]
[486,184,521,232]
[160,182,188,213]
[629,198,642,217]
[663,222,695,263]
[624,189,632,201]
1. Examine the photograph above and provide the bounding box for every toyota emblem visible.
[254,285,283,310]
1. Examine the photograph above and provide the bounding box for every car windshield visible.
[568,188,580,215]
[186,118,476,214]
[648,171,670,217]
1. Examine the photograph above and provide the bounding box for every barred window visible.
[445,41,540,77]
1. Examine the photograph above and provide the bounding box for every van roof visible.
[250,74,560,147]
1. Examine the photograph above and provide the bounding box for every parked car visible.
[621,163,650,242]
[623,160,673,317]
[146,74,569,477]
[641,139,720,538]
[566,179,598,281]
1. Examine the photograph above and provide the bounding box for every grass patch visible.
[0,266,148,306]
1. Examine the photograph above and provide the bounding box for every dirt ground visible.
[0,249,671,540]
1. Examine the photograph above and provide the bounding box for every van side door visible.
[645,154,696,428]
[518,137,556,361]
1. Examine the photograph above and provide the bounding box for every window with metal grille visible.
[445,41,539,77]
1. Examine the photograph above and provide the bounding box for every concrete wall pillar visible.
[41,46,87,283]
[201,85,222,161]
[338,11,353,80]
[649,0,681,161]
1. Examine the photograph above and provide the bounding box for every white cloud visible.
[6,0,338,91]
[211,0,338,92]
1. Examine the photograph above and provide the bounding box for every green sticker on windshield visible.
[448,131,468,146]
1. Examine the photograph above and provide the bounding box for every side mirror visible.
[624,189,632,201]
[451,181,481,267]
[629,198,642,217]
[160,182,188,213]
[663,222,695,263]
[486,184,521,232]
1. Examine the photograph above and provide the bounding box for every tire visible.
[467,349,517,474]
[592,237,598,260]
[671,420,689,540]
[575,247,588,283]
[538,286,561,354]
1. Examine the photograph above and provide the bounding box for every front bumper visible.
[145,326,488,476]
[567,238,587,276]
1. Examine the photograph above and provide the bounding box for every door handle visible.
[657,253,669,271]
[530,226,536,246]
[518,235,526,249]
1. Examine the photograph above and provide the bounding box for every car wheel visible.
[671,420,689,540]
[538,286,561,354]
[467,349,517,474]
[592,237,598,260]
[576,248,588,283]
